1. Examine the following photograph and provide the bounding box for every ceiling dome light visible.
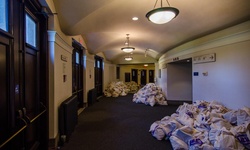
[121,34,135,53]
[146,0,179,24]
[124,56,133,61]
[121,47,135,53]
[132,17,139,21]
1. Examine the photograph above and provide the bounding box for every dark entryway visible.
[167,58,193,101]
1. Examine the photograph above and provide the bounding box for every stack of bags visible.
[132,83,167,106]
[149,100,250,150]
[104,81,130,97]
[125,81,139,93]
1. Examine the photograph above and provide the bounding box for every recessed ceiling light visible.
[132,17,139,21]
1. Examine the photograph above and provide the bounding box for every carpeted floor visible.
[61,93,179,150]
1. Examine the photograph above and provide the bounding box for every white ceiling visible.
[53,0,250,64]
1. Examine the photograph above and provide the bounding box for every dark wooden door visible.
[95,56,103,97]
[72,39,84,108]
[131,69,138,83]
[125,72,131,82]
[149,70,155,83]
[0,34,12,148]
[21,8,47,149]
[140,69,147,86]
[141,69,147,86]
[0,0,48,149]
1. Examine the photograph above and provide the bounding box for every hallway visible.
[60,94,179,150]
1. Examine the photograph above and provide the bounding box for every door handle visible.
[17,109,28,125]
[0,110,28,148]
[22,107,31,124]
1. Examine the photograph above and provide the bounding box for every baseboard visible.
[97,96,103,100]
[49,133,59,149]
[167,100,192,105]
[78,107,85,115]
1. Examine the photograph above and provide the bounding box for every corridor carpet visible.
[61,94,180,150]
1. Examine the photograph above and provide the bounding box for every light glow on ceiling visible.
[132,17,139,21]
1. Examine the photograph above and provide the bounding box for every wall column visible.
[47,30,56,141]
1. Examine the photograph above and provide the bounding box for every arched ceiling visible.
[53,0,250,64]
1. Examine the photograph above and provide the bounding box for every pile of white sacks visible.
[104,81,130,97]
[132,83,167,106]
[149,100,250,150]
[125,81,138,93]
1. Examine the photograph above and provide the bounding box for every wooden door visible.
[131,69,138,83]
[149,70,155,83]
[140,69,147,86]
[0,33,12,149]
[95,56,103,97]
[0,0,48,149]
[22,8,47,149]
[72,39,84,108]
[125,72,131,82]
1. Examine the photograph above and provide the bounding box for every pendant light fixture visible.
[121,34,135,53]
[124,56,133,61]
[146,0,179,24]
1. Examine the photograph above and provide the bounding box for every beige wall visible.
[54,34,73,137]
[48,31,73,140]
[158,21,250,109]
[192,41,250,109]
[47,30,117,143]
[157,67,168,97]
[103,62,116,90]
[46,0,94,142]
[84,56,95,102]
